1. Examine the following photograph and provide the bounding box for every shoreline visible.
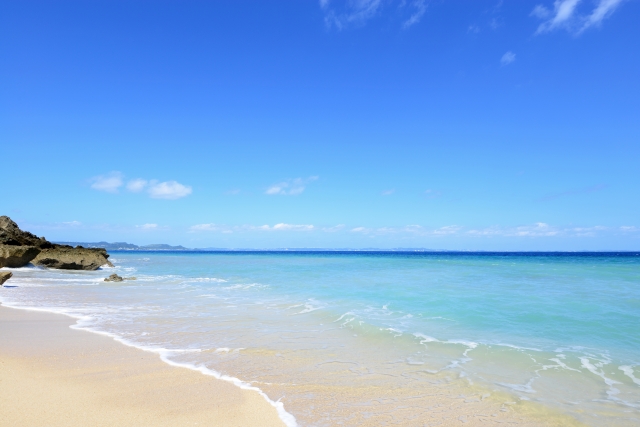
[0,303,587,427]
[0,304,290,427]
[0,259,608,427]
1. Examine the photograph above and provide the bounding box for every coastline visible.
[0,303,587,427]
[0,304,288,427]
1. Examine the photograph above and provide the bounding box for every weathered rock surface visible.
[104,274,137,282]
[0,271,12,286]
[32,246,113,271]
[0,216,52,249]
[0,216,113,270]
[0,245,41,268]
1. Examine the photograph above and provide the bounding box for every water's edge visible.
[0,301,298,427]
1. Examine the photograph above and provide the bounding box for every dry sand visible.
[0,305,286,427]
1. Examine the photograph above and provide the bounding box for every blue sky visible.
[2,0,639,250]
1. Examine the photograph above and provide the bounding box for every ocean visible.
[1,251,639,426]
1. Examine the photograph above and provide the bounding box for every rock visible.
[124,277,137,280]
[0,216,52,249]
[104,273,124,282]
[33,246,112,271]
[0,245,41,268]
[0,271,12,286]
[0,216,113,270]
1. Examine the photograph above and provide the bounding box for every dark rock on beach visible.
[0,216,112,270]
[33,246,113,271]
[0,245,41,268]
[0,216,52,249]
[104,274,136,282]
[0,271,12,286]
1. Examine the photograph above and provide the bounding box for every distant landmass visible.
[54,242,451,252]
[54,241,189,251]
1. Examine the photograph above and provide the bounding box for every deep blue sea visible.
[2,252,639,426]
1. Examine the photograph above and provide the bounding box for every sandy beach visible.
[0,305,286,427]
[0,300,588,427]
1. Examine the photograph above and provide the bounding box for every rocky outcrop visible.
[0,216,52,249]
[0,216,113,270]
[32,246,113,271]
[0,271,12,286]
[104,274,136,282]
[0,245,41,268]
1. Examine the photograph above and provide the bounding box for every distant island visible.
[54,241,190,251]
[54,242,446,252]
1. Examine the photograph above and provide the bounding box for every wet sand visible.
[0,305,286,427]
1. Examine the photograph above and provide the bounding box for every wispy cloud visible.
[90,171,124,193]
[381,189,396,196]
[468,222,560,237]
[190,223,315,233]
[136,224,169,231]
[322,224,346,232]
[350,226,369,233]
[501,51,516,66]
[532,0,626,34]
[321,0,428,30]
[465,223,628,238]
[403,0,427,28]
[90,172,192,200]
[321,0,382,30]
[537,184,607,201]
[126,178,148,192]
[266,176,318,196]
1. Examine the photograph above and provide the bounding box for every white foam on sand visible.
[0,300,299,427]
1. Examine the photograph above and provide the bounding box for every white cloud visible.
[468,222,560,237]
[465,223,616,238]
[272,223,315,231]
[501,51,516,65]
[533,0,625,34]
[581,0,625,32]
[321,0,427,30]
[188,221,632,239]
[126,179,148,192]
[323,0,383,30]
[432,225,463,235]
[403,0,427,28]
[90,171,124,193]
[534,0,581,33]
[190,223,315,233]
[137,223,158,230]
[468,24,481,34]
[190,223,221,232]
[90,173,192,200]
[531,4,551,18]
[148,181,192,200]
[323,224,346,232]
[266,176,318,196]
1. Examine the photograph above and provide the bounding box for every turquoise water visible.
[2,251,639,426]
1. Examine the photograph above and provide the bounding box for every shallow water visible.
[1,251,639,426]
